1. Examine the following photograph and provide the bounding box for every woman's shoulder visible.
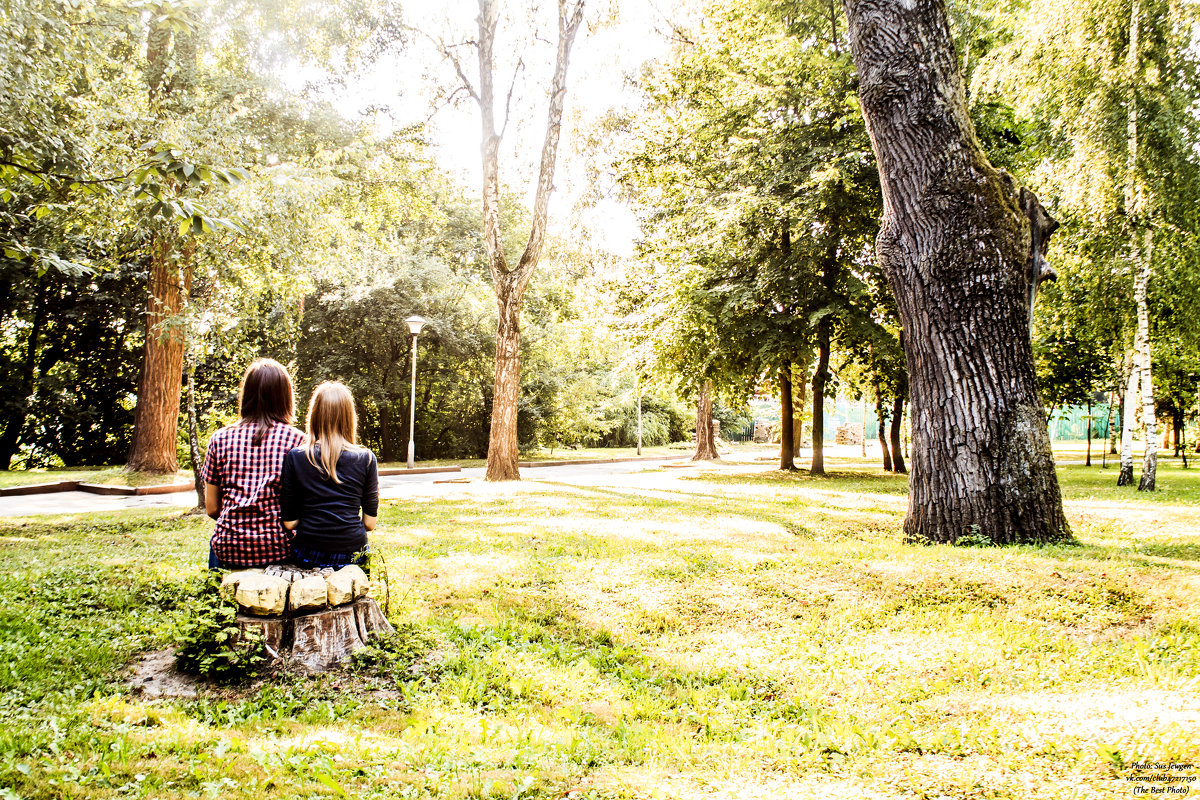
[270,422,305,445]
[207,423,242,446]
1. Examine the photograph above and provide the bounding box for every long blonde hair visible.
[304,381,362,484]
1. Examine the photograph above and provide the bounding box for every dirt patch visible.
[125,649,204,699]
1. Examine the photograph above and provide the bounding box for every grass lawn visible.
[0,467,193,491]
[0,448,691,489]
[1,458,1198,798]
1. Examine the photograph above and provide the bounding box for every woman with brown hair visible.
[201,358,304,569]
[279,381,379,569]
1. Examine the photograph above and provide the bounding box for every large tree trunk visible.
[842,0,1068,544]
[487,294,522,479]
[693,381,718,461]
[1118,351,1137,486]
[811,318,830,476]
[128,235,186,473]
[779,362,795,470]
[475,0,584,481]
[129,10,196,474]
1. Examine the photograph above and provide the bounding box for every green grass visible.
[0,466,193,490]
[0,447,690,490]
[1,459,1198,798]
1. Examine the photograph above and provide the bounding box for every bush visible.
[173,572,267,683]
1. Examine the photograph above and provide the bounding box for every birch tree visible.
[976,0,1200,492]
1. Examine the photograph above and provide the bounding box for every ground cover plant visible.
[0,458,1198,798]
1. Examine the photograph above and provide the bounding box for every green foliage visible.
[173,571,267,683]
[618,0,896,411]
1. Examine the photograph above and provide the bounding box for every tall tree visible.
[619,0,883,475]
[841,0,1069,544]
[457,0,585,481]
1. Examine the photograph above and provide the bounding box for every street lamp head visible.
[405,315,427,336]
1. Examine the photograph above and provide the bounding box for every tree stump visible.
[235,615,288,658]
[225,565,393,673]
[293,601,365,673]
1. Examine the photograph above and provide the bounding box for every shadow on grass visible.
[1134,542,1200,562]
[687,468,911,496]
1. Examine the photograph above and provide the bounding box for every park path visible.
[0,445,899,518]
[0,456,702,517]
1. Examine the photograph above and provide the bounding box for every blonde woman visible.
[279,381,379,569]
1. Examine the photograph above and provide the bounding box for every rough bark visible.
[876,394,892,471]
[811,318,830,476]
[487,293,522,479]
[779,362,795,470]
[475,0,585,481]
[129,12,196,474]
[842,0,1068,544]
[239,598,395,673]
[1118,351,1137,486]
[693,381,718,461]
[128,235,187,473]
[890,396,907,475]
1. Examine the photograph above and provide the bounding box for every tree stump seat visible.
[221,564,393,673]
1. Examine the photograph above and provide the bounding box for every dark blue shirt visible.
[279,445,379,555]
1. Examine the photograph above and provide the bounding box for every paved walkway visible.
[0,456,698,517]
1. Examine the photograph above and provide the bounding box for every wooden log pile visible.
[220,565,394,673]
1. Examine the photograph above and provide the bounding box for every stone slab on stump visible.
[224,571,289,616]
[289,575,328,614]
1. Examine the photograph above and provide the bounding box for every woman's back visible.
[202,420,304,566]
[279,445,378,556]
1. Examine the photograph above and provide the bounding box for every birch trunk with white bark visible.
[1118,352,1137,485]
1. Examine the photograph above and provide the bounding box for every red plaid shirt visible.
[200,421,305,567]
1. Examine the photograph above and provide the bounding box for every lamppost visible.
[405,315,426,469]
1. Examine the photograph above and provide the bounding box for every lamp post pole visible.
[405,315,426,469]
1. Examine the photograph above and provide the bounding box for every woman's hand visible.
[282,519,298,531]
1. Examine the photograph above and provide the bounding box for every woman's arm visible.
[205,483,221,519]
[279,450,302,531]
[362,452,380,532]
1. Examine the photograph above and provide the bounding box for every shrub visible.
[173,572,267,683]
